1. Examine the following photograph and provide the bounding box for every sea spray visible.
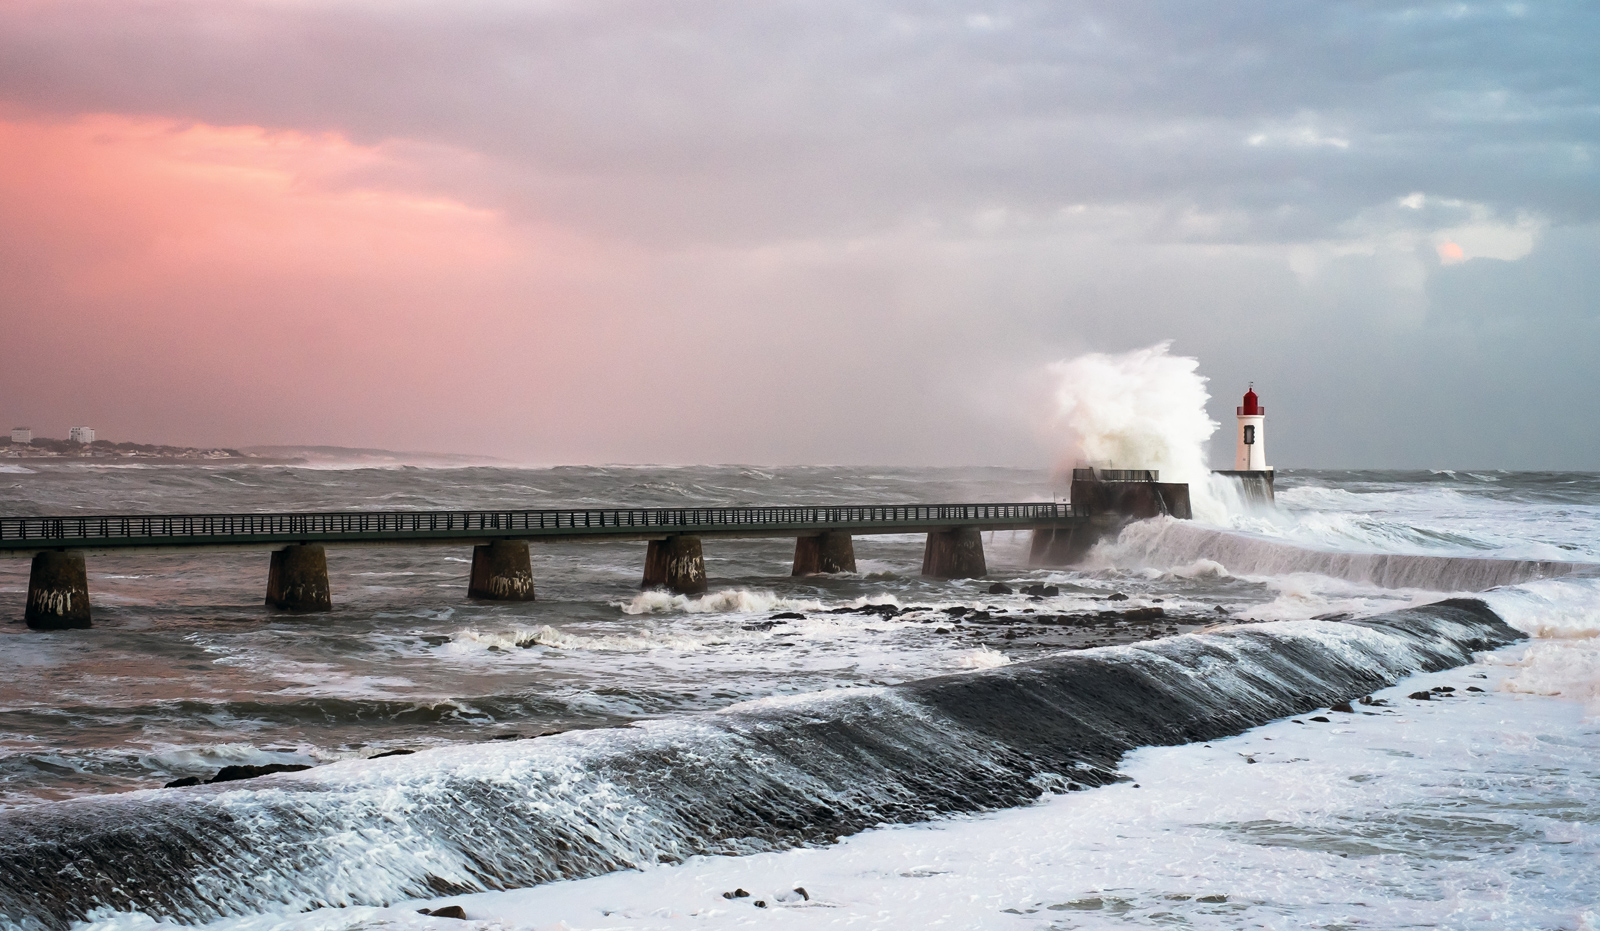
[1045,342,1238,523]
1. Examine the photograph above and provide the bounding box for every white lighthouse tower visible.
[1234,384,1269,471]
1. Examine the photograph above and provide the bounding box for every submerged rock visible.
[208,764,312,784]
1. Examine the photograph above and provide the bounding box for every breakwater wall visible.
[0,599,1520,929]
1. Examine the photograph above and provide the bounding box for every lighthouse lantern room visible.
[1234,384,1269,472]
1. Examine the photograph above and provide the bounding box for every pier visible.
[4,469,1201,628]
[4,502,1088,628]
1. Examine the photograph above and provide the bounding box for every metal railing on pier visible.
[0,502,1074,552]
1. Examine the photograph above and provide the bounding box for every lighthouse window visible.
[1243,425,1255,445]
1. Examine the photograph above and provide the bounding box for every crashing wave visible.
[0,599,1520,929]
[1101,518,1590,591]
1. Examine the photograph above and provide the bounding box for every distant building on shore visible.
[10,427,30,445]
[69,426,96,445]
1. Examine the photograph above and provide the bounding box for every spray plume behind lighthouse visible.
[1045,342,1242,524]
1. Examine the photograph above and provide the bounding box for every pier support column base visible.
[25,550,92,629]
[922,528,987,580]
[643,536,707,595]
[1029,519,1117,568]
[469,540,536,601]
[792,532,857,575]
[266,544,332,612]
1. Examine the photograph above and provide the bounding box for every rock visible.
[1042,586,1060,596]
[1196,894,1227,904]
[1066,783,1082,791]
[208,763,312,784]
[1309,716,1330,723]
[794,887,810,901]
[987,583,1013,595]
[770,612,806,620]
[723,889,751,899]
[742,621,780,631]
[1430,685,1455,693]
[1408,691,1432,701]
[754,900,767,908]
[370,749,414,759]
[1214,605,1228,614]
[943,606,969,617]
[1107,592,1129,601]
[418,905,467,919]
[1466,686,1484,692]
[491,734,522,740]
[164,776,201,788]
[1329,702,1354,714]
[934,627,951,634]
[1120,607,1164,621]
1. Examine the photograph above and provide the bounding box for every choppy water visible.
[1,463,1598,929]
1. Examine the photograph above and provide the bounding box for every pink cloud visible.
[0,113,638,454]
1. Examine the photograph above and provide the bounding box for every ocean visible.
[0,463,1597,929]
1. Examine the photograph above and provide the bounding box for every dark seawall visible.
[0,600,1521,929]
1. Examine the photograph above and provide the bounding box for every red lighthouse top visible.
[1237,384,1263,416]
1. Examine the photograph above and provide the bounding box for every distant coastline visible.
[1,437,253,463]
[0,438,500,467]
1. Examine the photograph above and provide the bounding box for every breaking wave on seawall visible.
[1099,516,1593,592]
[0,600,1522,929]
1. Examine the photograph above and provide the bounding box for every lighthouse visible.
[1234,384,1269,471]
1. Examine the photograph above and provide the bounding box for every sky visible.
[1,0,1596,469]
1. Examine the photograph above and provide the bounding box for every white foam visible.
[83,657,1600,931]
[953,646,1011,669]
[618,589,826,616]
[1481,576,1600,716]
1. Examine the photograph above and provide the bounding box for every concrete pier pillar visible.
[922,528,987,580]
[1029,520,1113,568]
[792,532,857,575]
[469,539,536,601]
[643,536,707,595]
[266,544,332,612]
[25,550,92,629]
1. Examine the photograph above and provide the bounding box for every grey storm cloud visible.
[2,0,1595,243]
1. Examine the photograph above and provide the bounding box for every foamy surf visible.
[1100,517,1593,591]
[140,655,1595,931]
[0,598,1520,928]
